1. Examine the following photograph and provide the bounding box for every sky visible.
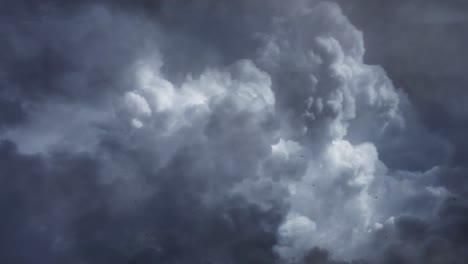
[1,0,467,263]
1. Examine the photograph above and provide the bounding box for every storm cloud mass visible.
[1,0,467,263]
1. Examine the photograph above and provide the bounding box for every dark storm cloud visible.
[336,0,468,166]
[0,137,285,263]
[0,2,284,263]
[0,1,158,101]
[0,139,103,263]
[1,0,468,264]
[0,98,26,129]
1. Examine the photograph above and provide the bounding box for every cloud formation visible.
[0,0,467,263]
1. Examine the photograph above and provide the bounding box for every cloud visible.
[336,0,468,167]
[0,0,467,263]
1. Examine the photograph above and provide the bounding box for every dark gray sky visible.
[1,1,467,263]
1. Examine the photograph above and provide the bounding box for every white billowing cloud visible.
[123,91,152,116]
[271,138,302,160]
[124,58,274,135]
[131,118,143,128]
[277,139,383,260]
[325,140,378,188]
[113,1,453,262]
[116,56,278,181]
[257,3,402,150]
[247,1,450,262]
[276,213,317,261]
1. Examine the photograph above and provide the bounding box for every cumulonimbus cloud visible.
[0,0,466,263]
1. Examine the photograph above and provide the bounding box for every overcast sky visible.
[1,1,467,263]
